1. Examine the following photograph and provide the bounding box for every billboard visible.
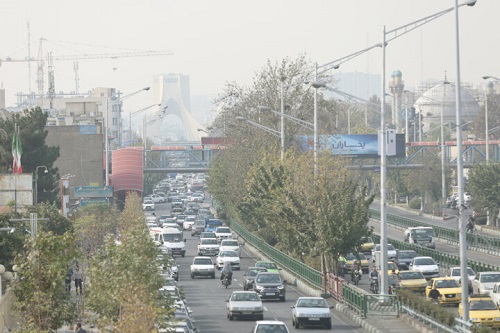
[79,198,110,207]
[74,186,113,198]
[298,134,405,158]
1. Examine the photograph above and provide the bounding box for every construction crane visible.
[1,37,174,103]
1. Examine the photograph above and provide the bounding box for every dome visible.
[392,70,402,78]
[414,82,480,136]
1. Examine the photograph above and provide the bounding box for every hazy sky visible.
[1,0,498,120]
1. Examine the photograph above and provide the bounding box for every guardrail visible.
[369,208,500,255]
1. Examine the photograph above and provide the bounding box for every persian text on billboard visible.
[300,135,378,156]
[74,186,113,198]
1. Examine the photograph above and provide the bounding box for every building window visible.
[113,118,118,125]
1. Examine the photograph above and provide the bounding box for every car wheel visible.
[181,253,185,258]
[229,313,234,321]
[211,274,215,279]
[191,273,194,279]
[258,315,264,320]
[280,296,286,302]
[294,319,300,329]
[326,320,332,329]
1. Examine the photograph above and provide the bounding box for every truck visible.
[404,226,435,249]
[150,227,186,257]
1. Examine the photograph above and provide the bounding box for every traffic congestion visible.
[143,173,365,333]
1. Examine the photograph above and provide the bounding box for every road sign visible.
[74,186,113,198]
[79,198,110,207]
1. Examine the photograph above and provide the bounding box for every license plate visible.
[265,293,276,296]
[309,318,320,321]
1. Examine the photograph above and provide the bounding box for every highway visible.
[153,200,364,333]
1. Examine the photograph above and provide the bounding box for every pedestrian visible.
[74,322,87,333]
[65,266,74,292]
[73,266,83,295]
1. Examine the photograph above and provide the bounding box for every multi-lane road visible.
[153,201,365,333]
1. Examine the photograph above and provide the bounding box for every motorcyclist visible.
[467,216,475,233]
[220,261,233,285]
[369,266,379,290]
[351,260,361,281]
[428,285,441,301]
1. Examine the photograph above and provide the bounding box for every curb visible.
[335,303,382,333]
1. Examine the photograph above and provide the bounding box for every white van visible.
[150,227,186,257]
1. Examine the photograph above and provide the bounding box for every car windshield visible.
[163,234,182,242]
[362,237,374,243]
[296,298,328,308]
[256,274,282,283]
[411,229,433,238]
[255,324,288,333]
[480,274,500,283]
[220,251,238,257]
[257,262,278,270]
[144,200,153,204]
[470,300,498,311]
[399,272,425,280]
[388,262,397,270]
[231,293,260,302]
[193,258,212,265]
[414,258,435,265]
[217,227,230,233]
[222,240,239,247]
[451,268,475,276]
[248,269,265,277]
[399,251,417,259]
[388,244,395,251]
[201,239,218,245]
[436,280,459,288]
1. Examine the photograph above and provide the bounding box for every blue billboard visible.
[74,186,114,198]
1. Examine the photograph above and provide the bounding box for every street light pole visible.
[280,76,286,160]
[441,81,449,206]
[34,165,48,207]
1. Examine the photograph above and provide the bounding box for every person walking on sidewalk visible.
[73,266,83,295]
[65,266,74,293]
[74,322,87,333]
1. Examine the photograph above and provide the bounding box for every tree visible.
[468,163,500,227]
[0,107,60,204]
[10,231,78,332]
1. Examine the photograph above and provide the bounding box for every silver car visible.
[291,297,333,329]
[226,291,264,321]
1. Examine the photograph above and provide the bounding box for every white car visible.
[183,216,196,230]
[447,266,476,284]
[219,239,241,257]
[190,256,216,279]
[371,243,397,260]
[215,226,233,242]
[471,271,500,295]
[408,256,440,279]
[216,250,240,270]
[142,200,155,211]
[251,321,290,333]
[226,291,264,321]
[190,193,204,202]
[291,297,333,329]
[197,238,220,256]
[150,194,166,203]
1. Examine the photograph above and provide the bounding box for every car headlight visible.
[277,284,285,290]
[494,318,500,321]
[255,286,264,292]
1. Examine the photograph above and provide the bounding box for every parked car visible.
[253,272,286,302]
[471,271,500,295]
[190,256,216,279]
[425,277,462,305]
[394,250,418,270]
[408,256,440,280]
[243,267,268,291]
[251,321,290,333]
[291,297,333,329]
[226,291,264,321]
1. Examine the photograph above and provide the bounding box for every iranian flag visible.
[11,125,23,174]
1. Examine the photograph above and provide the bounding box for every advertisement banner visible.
[74,186,113,198]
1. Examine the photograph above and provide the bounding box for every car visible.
[150,194,166,203]
[387,261,400,275]
[345,252,369,273]
[458,295,500,330]
[190,193,204,202]
[425,277,462,305]
[359,236,375,253]
[142,200,155,211]
[243,267,268,290]
[371,243,397,260]
[490,283,500,307]
[394,250,418,270]
[251,320,290,333]
[191,220,206,236]
[291,296,333,329]
[471,271,500,295]
[183,216,196,230]
[255,261,280,273]
[215,226,233,241]
[226,291,264,321]
[197,238,220,256]
[200,231,217,240]
[253,272,286,302]
[447,266,476,293]
[163,318,197,333]
[216,250,240,270]
[408,256,440,280]
[190,256,216,279]
[219,239,242,257]
[398,270,428,292]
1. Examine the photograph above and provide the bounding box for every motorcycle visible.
[222,273,232,288]
[351,269,361,285]
[370,277,379,294]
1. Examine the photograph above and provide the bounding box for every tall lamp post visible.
[128,103,161,144]
[104,86,150,186]
[34,165,48,207]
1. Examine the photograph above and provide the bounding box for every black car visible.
[395,250,418,270]
[253,272,286,302]
[243,267,268,290]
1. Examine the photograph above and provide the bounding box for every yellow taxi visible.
[387,261,400,275]
[359,237,375,253]
[425,277,462,305]
[458,295,500,329]
[345,253,369,273]
[398,270,427,292]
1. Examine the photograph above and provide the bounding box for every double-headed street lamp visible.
[34,165,48,207]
